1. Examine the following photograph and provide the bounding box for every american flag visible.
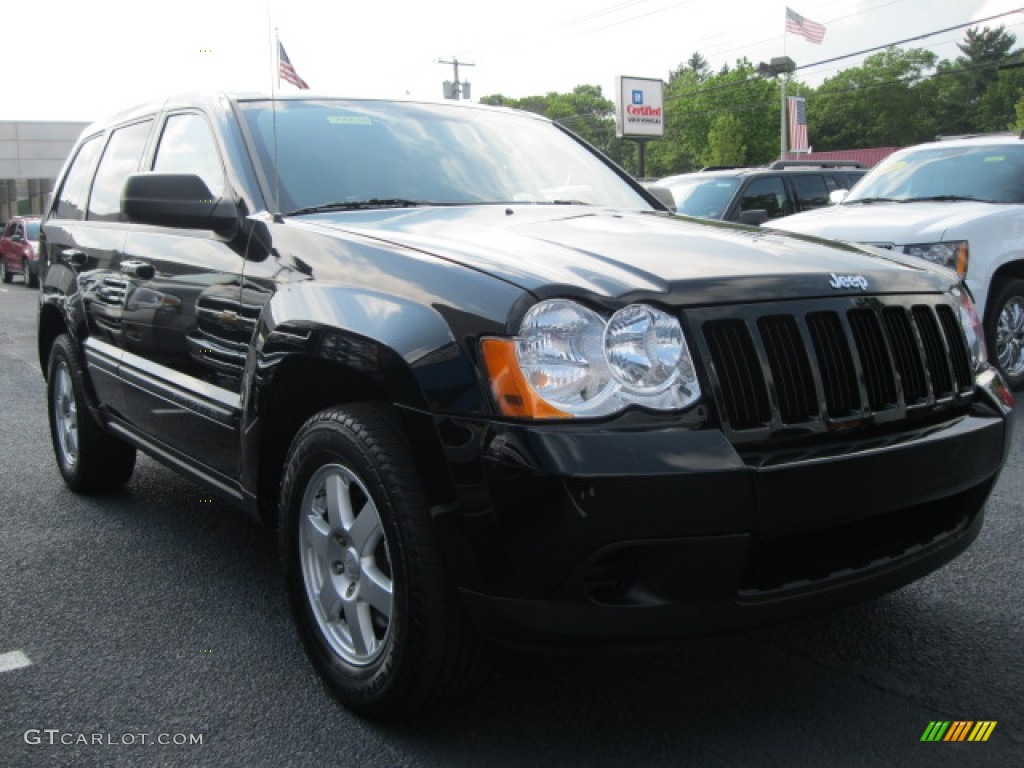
[279,42,310,90]
[785,7,826,44]
[788,96,810,152]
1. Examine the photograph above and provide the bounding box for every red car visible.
[1,215,42,287]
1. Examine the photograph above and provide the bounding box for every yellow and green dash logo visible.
[921,721,997,742]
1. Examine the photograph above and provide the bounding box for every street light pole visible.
[780,75,788,161]
[758,56,796,162]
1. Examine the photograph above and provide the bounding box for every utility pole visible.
[438,57,474,100]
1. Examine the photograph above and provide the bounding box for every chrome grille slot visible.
[758,314,817,424]
[849,309,897,411]
[882,307,927,405]
[703,319,769,430]
[807,311,859,419]
[913,305,953,397]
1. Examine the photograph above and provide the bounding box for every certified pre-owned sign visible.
[616,76,665,139]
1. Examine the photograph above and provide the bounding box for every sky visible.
[7,0,1024,123]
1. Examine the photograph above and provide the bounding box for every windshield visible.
[662,176,739,219]
[26,221,41,240]
[846,143,1024,204]
[239,99,652,214]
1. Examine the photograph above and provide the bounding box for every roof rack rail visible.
[698,165,749,171]
[767,160,866,169]
[935,131,1019,141]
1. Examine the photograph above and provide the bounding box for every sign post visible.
[615,76,664,179]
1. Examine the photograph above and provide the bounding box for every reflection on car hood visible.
[769,200,1016,244]
[298,205,954,301]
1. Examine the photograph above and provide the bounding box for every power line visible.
[661,8,1024,105]
[796,7,1024,72]
[700,0,913,65]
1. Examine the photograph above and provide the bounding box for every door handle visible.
[61,248,88,268]
[120,259,155,280]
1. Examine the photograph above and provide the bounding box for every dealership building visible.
[0,121,88,221]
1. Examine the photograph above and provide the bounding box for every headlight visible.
[903,241,968,278]
[950,284,987,372]
[481,299,701,419]
[516,299,613,411]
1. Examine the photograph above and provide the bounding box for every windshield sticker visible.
[877,160,906,175]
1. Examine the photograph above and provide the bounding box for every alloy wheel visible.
[299,463,394,666]
[53,361,79,471]
[995,294,1024,379]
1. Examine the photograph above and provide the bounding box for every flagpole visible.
[781,11,788,161]
[273,27,280,96]
[268,15,281,216]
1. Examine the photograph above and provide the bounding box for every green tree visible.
[647,58,779,176]
[958,25,1016,67]
[703,113,747,166]
[976,66,1024,132]
[949,26,1021,131]
[670,51,710,82]
[812,48,939,149]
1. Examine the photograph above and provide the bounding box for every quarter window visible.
[791,175,830,210]
[87,121,153,221]
[152,113,225,197]
[54,136,103,221]
[739,177,790,219]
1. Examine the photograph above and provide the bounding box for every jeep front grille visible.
[693,297,974,442]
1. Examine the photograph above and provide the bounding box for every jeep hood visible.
[298,205,955,303]
[768,200,1012,245]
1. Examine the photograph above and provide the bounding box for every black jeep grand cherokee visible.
[37,93,1013,716]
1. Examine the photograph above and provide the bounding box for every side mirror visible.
[829,189,849,205]
[738,209,769,226]
[645,185,677,211]
[123,173,239,231]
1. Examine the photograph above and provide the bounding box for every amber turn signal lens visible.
[955,242,969,279]
[480,338,571,419]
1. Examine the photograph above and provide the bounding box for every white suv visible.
[770,134,1024,389]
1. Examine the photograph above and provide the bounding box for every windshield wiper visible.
[899,195,982,203]
[286,199,437,216]
[843,197,903,205]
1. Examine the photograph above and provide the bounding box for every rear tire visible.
[986,277,1024,390]
[46,335,136,492]
[279,403,484,716]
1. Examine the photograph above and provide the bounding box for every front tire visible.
[279,404,482,716]
[0,259,10,283]
[986,277,1024,390]
[47,335,136,491]
[23,259,37,288]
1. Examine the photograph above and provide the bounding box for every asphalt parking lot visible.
[0,280,1021,767]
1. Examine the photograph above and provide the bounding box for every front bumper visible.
[428,387,1011,646]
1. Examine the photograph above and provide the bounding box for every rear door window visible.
[54,136,103,221]
[738,177,790,219]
